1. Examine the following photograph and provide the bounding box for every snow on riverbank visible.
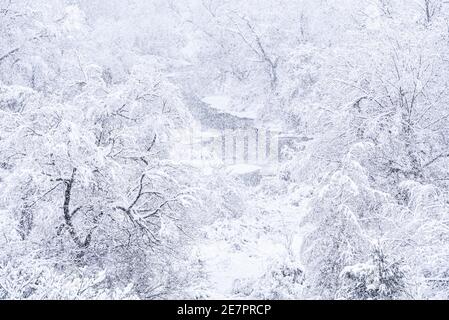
[186,178,310,299]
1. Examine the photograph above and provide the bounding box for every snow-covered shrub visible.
[300,167,372,299]
[337,248,406,300]
[0,255,139,300]
[232,259,305,299]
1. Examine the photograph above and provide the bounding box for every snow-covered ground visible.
[186,177,309,299]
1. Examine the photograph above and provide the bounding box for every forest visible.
[1,0,449,300]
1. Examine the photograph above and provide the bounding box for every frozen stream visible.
[183,96,309,299]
